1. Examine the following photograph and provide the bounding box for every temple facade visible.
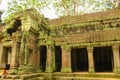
[0,8,120,79]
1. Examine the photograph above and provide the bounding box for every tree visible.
[53,0,119,16]
[5,0,120,20]
[3,0,50,22]
[53,0,85,16]
[7,0,49,14]
[109,0,120,8]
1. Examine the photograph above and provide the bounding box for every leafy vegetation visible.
[7,0,49,14]
[18,65,40,74]
[2,0,49,22]
[53,0,120,16]
[1,0,120,22]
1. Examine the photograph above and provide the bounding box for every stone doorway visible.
[93,46,113,72]
[39,46,47,72]
[1,47,11,68]
[71,48,88,72]
[55,46,62,72]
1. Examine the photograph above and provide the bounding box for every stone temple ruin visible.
[0,8,120,79]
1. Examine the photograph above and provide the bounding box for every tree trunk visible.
[74,2,79,15]
[61,0,70,15]
[116,0,120,8]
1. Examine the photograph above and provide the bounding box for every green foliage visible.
[53,0,116,16]
[7,0,49,14]
[3,13,17,23]
[4,0,120,21]
[3,0,49,22]
[110,0,120,8]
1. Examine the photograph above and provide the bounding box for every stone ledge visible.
[5,75,19,79]
[58,77,120,80]
[27,77,44,80]
[20,73,41,80]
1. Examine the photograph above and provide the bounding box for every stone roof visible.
[49,9,120,27]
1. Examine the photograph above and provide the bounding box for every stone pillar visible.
[10,43,18,69]
[8,48,11,64]
[61,46,72,72]
[24,35,28,65]
[39,46,43,71]
[10,32,21,70]
[87,47,95,73]
[45,45,56,72]
[0,43,3,65]
[10,42,19,70]
[19,31,29,65]
[112,45,120,73]
[19,35,25,65]
[35,45,40,68]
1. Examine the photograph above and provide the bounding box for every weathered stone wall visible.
[1,8,120,77]
[54,29,120,45]
[48,9,120,49]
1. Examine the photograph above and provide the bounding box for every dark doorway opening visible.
[7,19,21,36]
[39,46,47,72]
[1,47,11,70]
[1,47,11,64]
[55,46,62,72]
[71,48,88,72]
[93,46,113,72]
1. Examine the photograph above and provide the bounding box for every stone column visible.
[10,33,21,70]
[19,34,26,65]
[112,45,120,73]
[87,47,95,73]
[61,46,72,72]
[0,43,3,65]
[35,45,40,68]
[8,48,11,64]
[45,45,56,72]
[10,42,19,70]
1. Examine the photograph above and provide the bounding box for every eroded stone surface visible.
[0,8,120,79]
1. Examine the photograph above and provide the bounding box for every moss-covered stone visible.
[49,9,120,27]
[113,68,120,74]
[61,68,72,73]
[2,8,120,80]
[17,65,39,74]
[89,68,95,73]
[45,67,54,72]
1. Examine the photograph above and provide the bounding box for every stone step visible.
[0,79,22,80]
[53,72,118,78]
[5,75,20,79]
[20,73,41,80]
[57,77,120,80]
[27,77,44,80]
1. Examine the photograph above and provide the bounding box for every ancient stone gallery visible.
[0,8,120,79]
